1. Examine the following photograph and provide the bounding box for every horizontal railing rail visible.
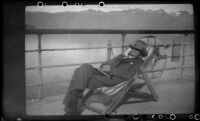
[26,29,194,34]
[24,43,194,52]
[25,54,194,70]
[26,61,104,70]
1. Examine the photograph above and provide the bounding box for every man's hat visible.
[129,40,148,57]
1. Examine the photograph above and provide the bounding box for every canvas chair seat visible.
[83,82,129,106]
[95,81,129,96]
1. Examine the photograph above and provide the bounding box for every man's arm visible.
[99,54,124,74]
[95,68,111,77]
[101,54,124,67]
[103,47,130,67]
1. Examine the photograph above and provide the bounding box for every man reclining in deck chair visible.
[63,40,148,115]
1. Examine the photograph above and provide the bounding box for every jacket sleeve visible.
[101,54,124,68]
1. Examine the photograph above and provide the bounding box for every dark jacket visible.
[90,54,143,87]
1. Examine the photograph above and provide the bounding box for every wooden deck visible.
[27,68,195,115]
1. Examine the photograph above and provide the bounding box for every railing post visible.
[171,39,174,62]
[180,34,186,81]
[107,39,112,61]
[38,34,43,99]
[121,34,126,53]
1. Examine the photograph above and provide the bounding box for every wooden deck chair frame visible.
[82,46,159,115]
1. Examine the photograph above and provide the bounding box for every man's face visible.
[128,48,140,58]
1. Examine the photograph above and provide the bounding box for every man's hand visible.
[101,64,111,73]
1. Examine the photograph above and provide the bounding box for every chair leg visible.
[139,67,159,101]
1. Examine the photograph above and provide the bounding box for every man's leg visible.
[63,64,96,115]
[64,89,83,115]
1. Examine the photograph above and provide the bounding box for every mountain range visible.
[25,8,193,30]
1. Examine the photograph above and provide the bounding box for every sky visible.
[26,4,193,14]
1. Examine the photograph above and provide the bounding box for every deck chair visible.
[80,46,159,115]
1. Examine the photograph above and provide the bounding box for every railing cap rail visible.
[26,29,194,34]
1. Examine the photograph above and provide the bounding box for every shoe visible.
[63,106,72,116]
[64,106,82,116]
[64,111,80,116]
[76,98,84,114]
[66,90,84,115]
[64,111,71,116]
